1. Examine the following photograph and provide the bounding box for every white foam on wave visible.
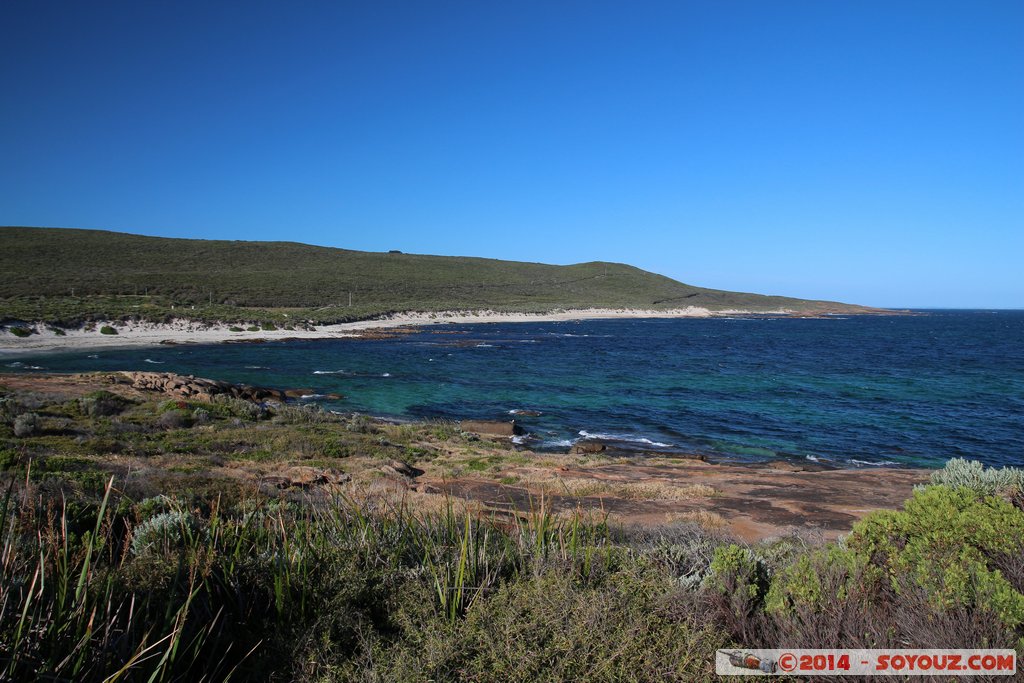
[313,369,346,375]
[87,354,99,359]
[382,372,392,377]
[511,435,528,445]
[542,438,575,448]
[577,430,674,448]
[849,458,898,466]
[144,358,164,364]
[6,362,23,367]
[805,454,821,462]
[475,343,494,348]
[299,394,325,400]
[245,365,270,370]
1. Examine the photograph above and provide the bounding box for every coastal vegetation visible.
[0,375,1021,680]
[0,227,878,327]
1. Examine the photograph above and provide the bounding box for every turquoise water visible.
[5,311,1023,468]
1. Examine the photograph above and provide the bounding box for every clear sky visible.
[1,1,1021,308]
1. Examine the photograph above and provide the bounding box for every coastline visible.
[1,306,829,355]
[0,370,931,541]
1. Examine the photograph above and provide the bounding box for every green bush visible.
[703,479,1024,649]
[99,325,118,335]
[922,457,1024,497]
[848,485,1024,628]
[208,394,264,420]
[0,447,19,470]
[77,390,129,417]
[247,325,260,332]
[228,326,244,332]
[379,569,726,682]
[8,326,33,337]
[130,510,203,557]
[260,322,277,331]
[765,544,881,615]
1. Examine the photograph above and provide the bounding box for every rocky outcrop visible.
[570,440,607,455]
[380,459,425,478]
[262,466,351,490]
[460,420,524,437]
[118,371,286,403]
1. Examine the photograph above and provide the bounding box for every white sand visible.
[0,306,792,356]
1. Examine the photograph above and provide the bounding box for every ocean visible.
[5,310,1023,469]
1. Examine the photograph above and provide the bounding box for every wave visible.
[577,430,674,448]
[299,394,325,400]
[87,354,99,359]
[144,358,164,364]
[313,369,347,375]
[849,458,898,466]
[382,372,392,377]
[245,365,270,370]
[475,343,494,348]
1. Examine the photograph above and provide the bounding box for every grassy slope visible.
[0,226,878,323]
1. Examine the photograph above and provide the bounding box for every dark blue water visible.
[4,311,1023,468]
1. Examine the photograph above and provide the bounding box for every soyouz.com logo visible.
[715,649,1017,676]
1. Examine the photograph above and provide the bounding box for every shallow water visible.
[5,310,1024,468]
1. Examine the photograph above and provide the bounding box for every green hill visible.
[0,226,880,324]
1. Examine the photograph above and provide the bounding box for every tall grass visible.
[0,479,624,681]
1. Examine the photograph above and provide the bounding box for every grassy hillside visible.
[0,227,878,324]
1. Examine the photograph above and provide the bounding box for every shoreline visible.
[0,371,932,541]
[1,306,884,355]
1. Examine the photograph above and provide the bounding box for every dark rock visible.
[766,460,806,472]
[382,460,424,478]
[570,440,607,455]
[460,420,523,437]
[644,451,707,462]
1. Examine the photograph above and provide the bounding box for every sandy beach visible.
[0,306,788,355]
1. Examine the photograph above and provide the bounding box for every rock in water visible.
[460,420,524,437]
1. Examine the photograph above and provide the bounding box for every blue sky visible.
[1,1,1021,308]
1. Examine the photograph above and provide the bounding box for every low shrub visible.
[704,481,1024,650]
[849,485,1024,629]
[130,509,203,557]
[77,390,130,417]
[13,412,40,437]
[208,394,264,420]
[379,569,727,682]
[0,447,19,470]
[156,409,191,429]
[8,326,33,337]
[922,457,1024,498]
[228,326,244,332]
[99,325,118,335]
